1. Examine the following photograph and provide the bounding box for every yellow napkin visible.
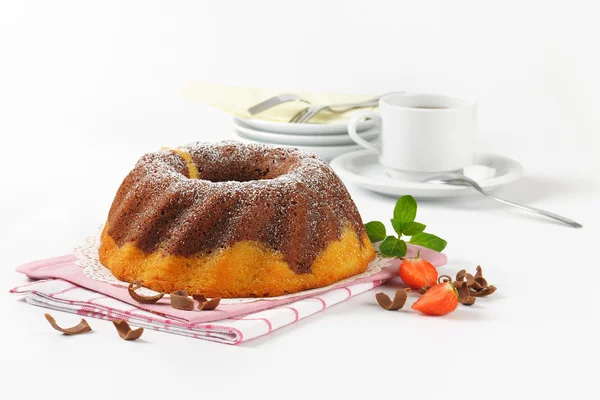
[179,81,378,124]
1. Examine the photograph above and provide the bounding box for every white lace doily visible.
[74,227,391,305]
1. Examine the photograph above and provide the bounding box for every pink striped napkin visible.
[11,246,446,344]
[11,278,391,344]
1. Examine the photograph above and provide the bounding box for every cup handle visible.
[347,111,382,153]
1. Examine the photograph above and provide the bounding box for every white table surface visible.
[1,1,599,399]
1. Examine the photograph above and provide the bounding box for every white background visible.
[0,1,598,399]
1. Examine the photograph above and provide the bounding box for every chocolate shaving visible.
[470,280,484,291]
[170,290,194,311]
[192,294,221,311]
[461,295,476,305]
[456,265,497,300]
[470,285,497,297]
[467,266,496,297]
[376,289,410,310]
[438,275,452,283]
[44,313,92,335]
[453,281,475,305]
[419,285,431,295]
[199,298,221,310]
[192,294,207,302]
[112,320,144,340]
[455,270,475,285]
[474,276,488,288]
[452,265,500,305]
[470,288,487,297]
[464,273,475,287]
[128,280,164,304]
[475,265,484,279]
[452,281,469,298]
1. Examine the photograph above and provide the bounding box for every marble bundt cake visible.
[99,141,375,298]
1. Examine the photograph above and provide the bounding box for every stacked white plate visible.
[232,117,378,162]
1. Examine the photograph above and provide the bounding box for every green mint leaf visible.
[379,236,407,257]
[365,221,387,242]
[403,221,426,236]
[390,218,404,236]
[393,195,418,231]
[409,232,447,252]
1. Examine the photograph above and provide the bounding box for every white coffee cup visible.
[347,93,477,180]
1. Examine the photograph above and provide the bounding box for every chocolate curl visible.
[461,296,476,305]
[470,285,497,297]
[468,266,496,296]
[456,269,467,282]
[468,265,487,291]
[376,289,410,310]
[454,280,467,296]
[464,273,475,287]
[438,275,453,284]
[454,281,476,306]
[192,294,221,311]
[475,265,484,279]
[112,320,144,340]
[474,276,488,288]
[419,285,431,295]
[45,313,92,335]
[170,290,194,311]
[192,294,207,302]
[470,279,485,291]
[128,280,164,304]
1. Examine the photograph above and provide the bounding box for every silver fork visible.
[422,173,583,228]
[289,93,396,124]
[247,93,311,116]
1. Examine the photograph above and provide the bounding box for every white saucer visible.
[234,122,379,146]
[330,150,524,198]
[232,130,363,162]
[234,117,374,136]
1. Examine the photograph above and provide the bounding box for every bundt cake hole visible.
[186,147,299,183]
[192,165,287,183]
